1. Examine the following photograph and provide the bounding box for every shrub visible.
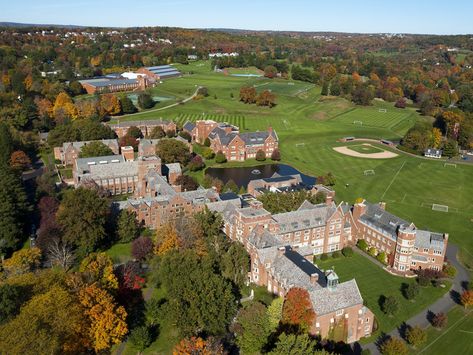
[342,247,353,257]
[255,149,266,161]
[204,137,211,147]
[178,130,192,142]
[403,283,420,300]
[271,148,281,161]
[128,326,153,352]
[138,93,154,109]
[312,255,317,263]
[202,147,215,160]
[131,236,153,261]
[320,253,328,261]
[431,312,448,328]
[376,252,387,264]
[443,263,457,278]
[215,151,227,164]
[406,326,427,347]
[332,251,341,258]
[368,247,377,257]
[357,239,368,252]
[394,98,407,109]
[417,275,430,287]
[461,290,473,308]
[188,155,205,172]
[380,337,408,355]
[381,296,399,315]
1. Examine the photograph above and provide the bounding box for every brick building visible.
[183,120,279,161]
[352,200,448,274]
[138,136,192,157]
[78,76,150,94]
[108,119,177,139]
[53,139,119,166]
[136,65,182,80]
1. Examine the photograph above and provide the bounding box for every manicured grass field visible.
[346,144,385,154]
[105,242,132,264]
[174,112,247,129]
[416,306,473,355]
[316,253,450,343]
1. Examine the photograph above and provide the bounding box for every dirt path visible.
[333,145,398,159]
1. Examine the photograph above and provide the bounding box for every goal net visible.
[432,204,449,212]
[444,163,457,168]
[353,120,363,125]
[364,169,375,176]
[379,109,387,113]
[296,142,305,147]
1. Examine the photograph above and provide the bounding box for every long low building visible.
[108,119,177,138]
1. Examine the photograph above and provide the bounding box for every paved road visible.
[361,244,470,354]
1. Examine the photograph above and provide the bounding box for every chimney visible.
[325,194,334,205]
[268,126,273,134]
[352,200,366,221]
[249,199,263,209]
[278,246,286,256]
[310,273,319,285]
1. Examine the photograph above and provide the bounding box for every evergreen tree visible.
[120,96,137,114]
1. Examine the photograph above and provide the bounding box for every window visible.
[434,250,442,255]
[336,309,344,316]
[316,322,320,328]
[330,318,334,323]
[423,248,429,253]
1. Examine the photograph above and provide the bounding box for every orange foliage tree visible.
[10,150,31,171]
[461,290,473,308]
[172,337,223,355]
[79,284,128,352]
[281,287,316,331]
[99,94,122,117]
[79,252,119,291]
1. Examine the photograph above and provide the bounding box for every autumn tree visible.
[233,301,271,354]
[79,284,128,352]
[53,91,78,121]
[380,337,408,355]
[75,98,99,120]
[431,312,448,328]
[149,125,166,139]
[267,297,284,331]
[173,336,224,355]
[131,236,154,260]
[256,90,276,107]
[79,252,119,291]
[99,94,122,117]
[9,150,31,171]
[117,210,140,243]
[57,187,109,256]
[3,248,42,276]
[282,288,315,331]
[406,326,427,348]
[154,223,181,255]
[461,290,473,308]
[240,86,257,104]
[264,65,278,78]
[175,175,199,191]
[431,127,442,148]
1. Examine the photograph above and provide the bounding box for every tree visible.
[156,139,191,164]
[3,248,41,276]
[406,326,427,347]
[240,86,257,104]
[149,125,166,139]
[131,236,153,261]
[53,92,77,121]
[47,238,75,270]
[154,223,181,255]
[204,137,211,147]
[264,65,278,78]
[394,98,407,108]
[368,247,377,257]
[321,81,329,96]
[117,210,140,243]
[357,239,368,251]
[179,130,192,142]
[403,283,420,300]
[79,284,128,352]
[269,333,318,355]
[381,296,399,315]
[461,290,473,308]
[443,139,459,158]
[202,147,215,160]
[233,302,271,354]
[0,122,14,166]
[215,150,227,163]
[175,175,199,191]
[282,288,315,331]
[256,149,266,161]
[256,90,276,107]
[223,179,239,194]
[221,243,249,288]
[79,252,119,291]
[380,337,408,355]
[267,297,284,331]
[443,263,457,278]
[352,84,374,106]
[342,246,354,257]
[188,155,205,171]
[431,128,442,148]
[173,336,224,355]
[127,126,144,139]
[271,148,281,161]
[0,285,88,355]
[431,312,448,328]
[79,141,114,158]
[0,284,22,324]
[138,93,154,109]
[99,94,122,117]
[376,252,387,264]
[129,326,153,353]
[57,188,109,257]
[120,96,137,114]
[9,150,31,171]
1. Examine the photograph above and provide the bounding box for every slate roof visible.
[247,228,284,249]
[358,202,409,240]
[240,130,276,146]
[183,121,196,132]
[273,201,336,233]
[309,279,364,316]
[208,127,239,145]
[415,230,445,251]
[206,198,242,213]
[79,78,138,87]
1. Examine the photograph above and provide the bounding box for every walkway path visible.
[361,244,470,354]
[111,86,202,121]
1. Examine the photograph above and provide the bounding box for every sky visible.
[1,0,472,35]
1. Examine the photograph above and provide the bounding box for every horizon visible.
[1,0,473,35]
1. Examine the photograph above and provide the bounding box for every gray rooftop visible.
[415,230,445,251]
[273,201,336,233]
[359,202,409,240]
[183,121,196,132]
[309,279,364,316]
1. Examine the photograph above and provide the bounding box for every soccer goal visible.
[444,163,457,168]
[296,142,306,147]
[364,169,375,176]
[432,204,449,212]
[353,120,363,126]
[379,109,387,113]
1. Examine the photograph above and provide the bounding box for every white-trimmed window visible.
[336,309,344,316]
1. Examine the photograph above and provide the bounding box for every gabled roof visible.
[359,202,409,240]
[183,121,196,132]
[273,201,336,233]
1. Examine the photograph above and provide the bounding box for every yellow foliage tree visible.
[99,94,122,117]
[23,74,33,91]
[76,98,98,119]
[79,284,128,352]
[431,128,442,148]
[53,92,78,120]
[79,252,119,291]
[154,223,181,255]
[173,337,223,355]
[3,247,41,276]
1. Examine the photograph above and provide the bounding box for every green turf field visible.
[108,60,473,273]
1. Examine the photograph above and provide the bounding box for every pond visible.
[206,164,316,188]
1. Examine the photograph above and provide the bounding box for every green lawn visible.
[416,306,473,355]
[346,144,385,154]
[315,253,451,343]
[105,242,132,264]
